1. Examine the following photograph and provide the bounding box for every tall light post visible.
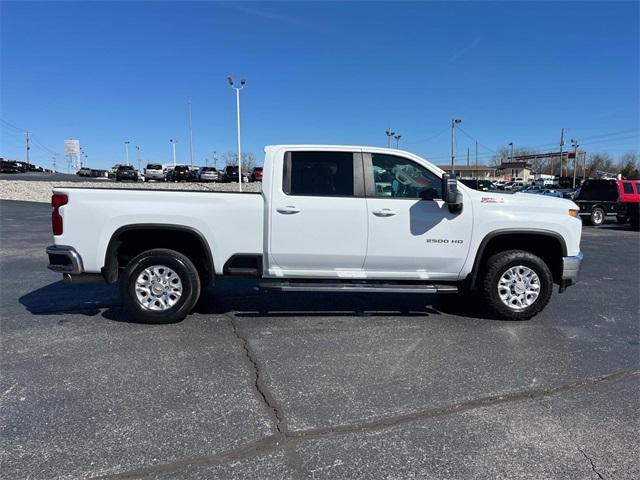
[124,141,130,166]
[188,101,194,168]
[508,142,514,162]
[170,139,178,166]
[136,145,141,172]
[227,75,246,191]
[450,118,462,172]
[558,128,565,178]
[394,134,402,149]
[571,138,579,188]
[385,128,395,148]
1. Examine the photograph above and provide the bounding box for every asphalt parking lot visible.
[1,199,638,480]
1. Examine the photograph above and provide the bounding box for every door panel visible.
[363,153,472,279]
[268,150,368,275]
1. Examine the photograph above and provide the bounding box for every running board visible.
[259,282,458,294]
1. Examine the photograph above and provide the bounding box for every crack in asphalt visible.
[577,446,605,479]
[226,313,287,436]
[93,368,639,480]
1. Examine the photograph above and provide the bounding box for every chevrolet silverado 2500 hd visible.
[46,145,583,322]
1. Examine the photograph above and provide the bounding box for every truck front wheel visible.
[481,250,553,320]
[120,248,201,323]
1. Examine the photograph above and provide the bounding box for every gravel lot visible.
[0,179,261,203]
[1,200,638,479]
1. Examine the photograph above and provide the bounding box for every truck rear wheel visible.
[120,248,201,323]
[588,207,605,226]
[481,250,553,320]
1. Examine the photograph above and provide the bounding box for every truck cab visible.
[46,145,584,323]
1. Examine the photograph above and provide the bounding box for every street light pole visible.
[170,139,178,167]
[558,128,565,178]
[227,75,246,192]
[508,142,514,163]
[450,118,462,172]
[394,134,402,149]
[124,141,130,166]
[571,139,579,189]
[188,101,194,168]
[136,145,141,172]
[385,128,395,148]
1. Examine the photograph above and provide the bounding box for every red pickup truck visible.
[575,179,640,230]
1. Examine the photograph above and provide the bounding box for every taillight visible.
[51,194,68,235]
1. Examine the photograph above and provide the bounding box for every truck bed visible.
[52,187,264,275]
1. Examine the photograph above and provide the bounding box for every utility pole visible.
[25,132,31,165]
[227,76,246,191]
[394,134,402,149]
[385,128,395,148]
[136,145,141,172]
[188,101,194,168]
[170,139,178,166]
[466,147,470,166]
[475,140,478,179]
[582,151,587,180]
[558,128,565,178]
[124,141,130,166]
[571,139,579,189]
[450,119,462,172]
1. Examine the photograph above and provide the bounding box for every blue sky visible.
[1,1,638,170]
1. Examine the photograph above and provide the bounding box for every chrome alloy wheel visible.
[497,265,541,311]
[592,209,604,224]
[135,265,183,311]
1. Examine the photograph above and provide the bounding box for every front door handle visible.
[372,208,397,217]
[276,206,301,214]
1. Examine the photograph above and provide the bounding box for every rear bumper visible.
[46,245,84,274]
[560,251,583,291]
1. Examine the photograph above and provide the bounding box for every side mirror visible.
[441,173,463,213]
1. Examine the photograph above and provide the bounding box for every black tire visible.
[120,248,201,324]
[588,207,605,226]
[481,250,553,320]
[629,207,640,231]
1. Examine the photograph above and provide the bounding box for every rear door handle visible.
[276,206,301,214]
[372,208,397,217]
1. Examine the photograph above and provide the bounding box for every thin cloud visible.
[222,3,332,35]
[448,36,482,63]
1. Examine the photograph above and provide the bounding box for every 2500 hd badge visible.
[425,238,464,244]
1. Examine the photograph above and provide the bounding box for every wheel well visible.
[471,233,565,287]
[103,227,214,285]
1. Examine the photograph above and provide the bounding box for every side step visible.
[259,281,458,294]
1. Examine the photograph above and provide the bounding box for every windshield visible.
[119,166,134,171]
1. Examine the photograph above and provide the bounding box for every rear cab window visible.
[283,151,360,197]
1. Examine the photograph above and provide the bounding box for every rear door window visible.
[284,151,355,196]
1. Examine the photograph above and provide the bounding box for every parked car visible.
[46,144,583,324]
[575,179,640,228]
[109,164,121,179]
[167,165,191,182]
[1,160,24,173]
[198,167,219,182]
[250,167,263,182]
[115,165,138,182]
[459,179,497,191]
[221,165,239,182]
[77,168,92,177]
[189,167,201,182]
[144,163,165,182]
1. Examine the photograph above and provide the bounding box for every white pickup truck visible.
[47,145,583,322]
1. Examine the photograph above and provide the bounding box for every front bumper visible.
[560,251,583,292]
[46,245,84,274]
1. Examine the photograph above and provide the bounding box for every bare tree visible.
[585,153,615,178]
[222,151,257,171]
[617,152,639,179]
